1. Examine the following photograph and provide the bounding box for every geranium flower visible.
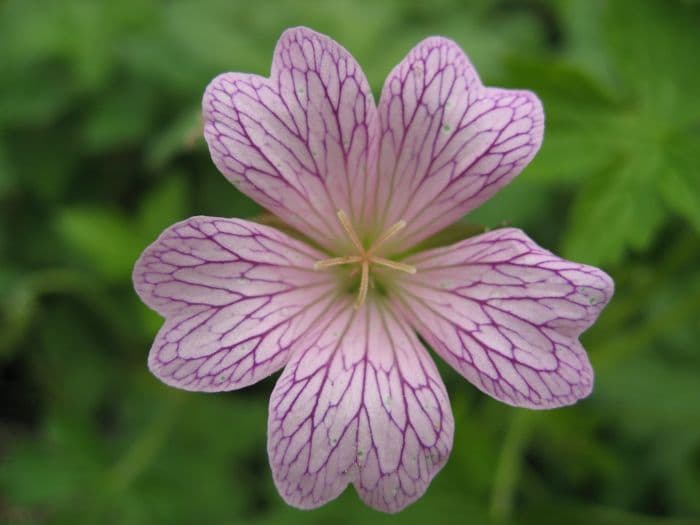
[133,27,613,513]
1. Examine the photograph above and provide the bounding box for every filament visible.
[314,255,362,270]
[370,257,416,274]
[355,260,369,308]
[368,220,406,254]
[315,211,416,309]
[336,210,364,253]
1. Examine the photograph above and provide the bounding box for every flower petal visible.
[374,37,544,251]
[268,298,453,513]
[203,27,379,250]
[133,216,338,391]
[396,228,614,408]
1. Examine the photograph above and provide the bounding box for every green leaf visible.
[0,138,13,197]
[504,55,617,112]
[467,176,550,229]
[8,128,78,203]
[598,356,700,432]
[545,0,700,263]
[503,57,621,183]
[0,413,105,508]
[0,270,35,359]
[145,108,203,170]
[137,174,189,241]
[660,128,700,233]
[521,502,700,525]
[604,0,700,118]
[57,207,142,282]
[82,80,155,152]
[0,66,75,129]
[563,152,665,265]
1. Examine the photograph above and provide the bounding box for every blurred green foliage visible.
[1,0,699,524]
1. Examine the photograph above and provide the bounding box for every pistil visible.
[314,210,416,308]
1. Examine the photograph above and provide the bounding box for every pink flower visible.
[133,27,613,513]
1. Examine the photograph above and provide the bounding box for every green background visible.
[1,0,699,523]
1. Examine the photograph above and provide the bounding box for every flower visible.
[133,27,614,513]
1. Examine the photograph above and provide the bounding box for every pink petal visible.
[203,27,379,251]
[268,298,453,513]
[395,228,614,408]
[374,37,544,251]
[133,216,338,391]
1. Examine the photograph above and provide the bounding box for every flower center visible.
[314,210,416,308]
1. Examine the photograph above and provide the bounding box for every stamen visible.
[314,255,363,270]
[314,210,415,306]
[355,260,369,309]
[370,257,416,274]
[368,219,406,254]
[336,210,364,253]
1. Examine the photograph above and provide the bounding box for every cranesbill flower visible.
[133,27,613,513]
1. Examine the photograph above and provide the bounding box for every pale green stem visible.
[81,392,185,524]
[105,393,184,494]
[489,410,534,522]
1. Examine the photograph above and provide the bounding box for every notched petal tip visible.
[276,25,335,48]
[268,301,453,512]
[201,25,379,251]
[399,228,612,409]
[487,87,545,152]
[374,36,549,250]
[134,216,337,393]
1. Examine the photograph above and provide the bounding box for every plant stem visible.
[489,410,533,522]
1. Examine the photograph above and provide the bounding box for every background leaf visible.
[1,1,699,524]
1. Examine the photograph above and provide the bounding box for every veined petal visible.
[203,27,379,251]
[374,37,544,251]
[395,228,613,408]
[133,216,338,391]
[268,298,453,513]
